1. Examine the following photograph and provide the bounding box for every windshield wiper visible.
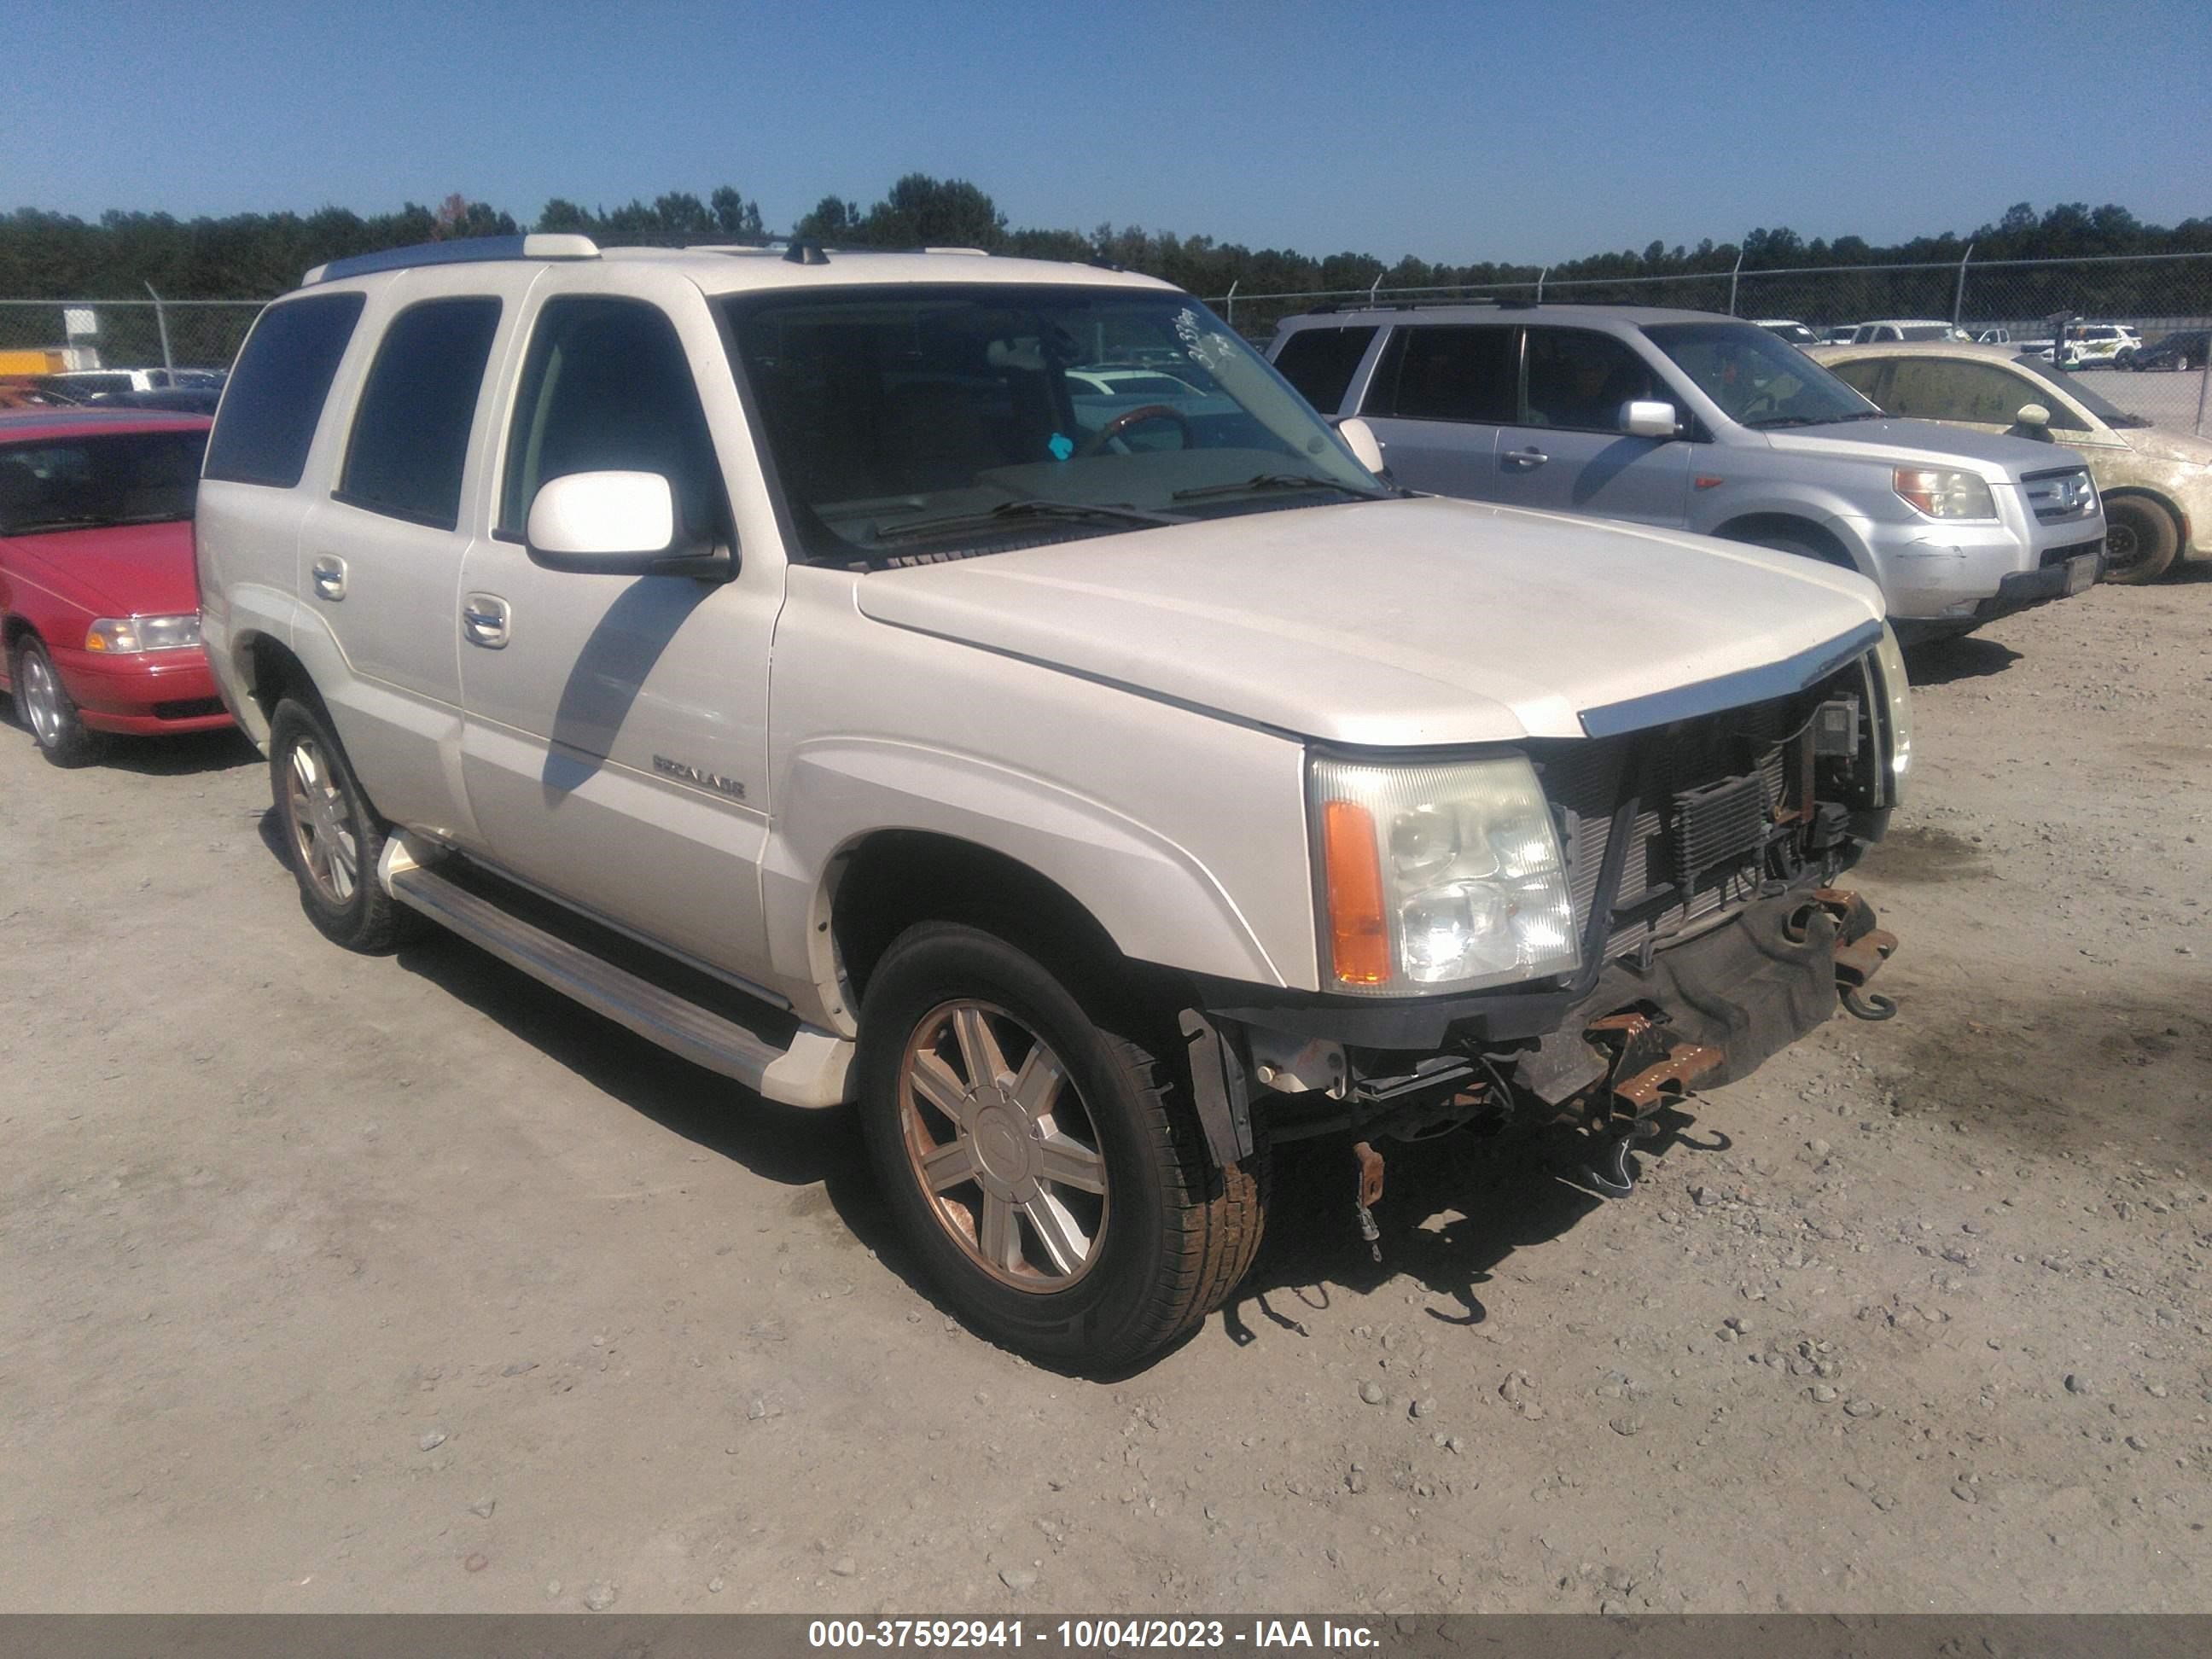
[870,498,1184,546]
[1170,472,1394,504]
[2,514,108,533]
[1744,410,1885,429]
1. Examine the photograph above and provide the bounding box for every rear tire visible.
[2101,497,2180,585]
[11,636,102,767]
[267,696,416,952]
[855,921,1267,1370]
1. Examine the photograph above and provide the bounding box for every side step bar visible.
[382,853,853,1109]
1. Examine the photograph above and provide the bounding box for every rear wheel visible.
[2101,497,2180,585]
[11,636,102,767]
[855,922,1266,1369]
[268,696,416,952]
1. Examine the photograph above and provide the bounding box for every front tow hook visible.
[1802,887,1900,1020]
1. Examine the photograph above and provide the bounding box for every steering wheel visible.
[1075,402,1193,457]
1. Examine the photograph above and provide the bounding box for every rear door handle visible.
[1504,447,1550,469]
[311,555,346,600]
[462,593,510,649]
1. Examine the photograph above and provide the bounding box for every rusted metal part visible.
[1582,1009,1725,1118]
[1610,1039,1725,1112]
[1352,1140,1386,1208]
[1808,886,1898,987]
[1350,1140,1385,1262]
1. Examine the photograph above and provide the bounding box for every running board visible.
[381,853,852,1109]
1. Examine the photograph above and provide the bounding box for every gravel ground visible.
[2,569,2208,1615]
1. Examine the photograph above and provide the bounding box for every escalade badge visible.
[652,754,747,800]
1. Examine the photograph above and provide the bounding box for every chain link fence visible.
[3,253,2205,432]
[1211,252,2212,433]
[0,297,265,381]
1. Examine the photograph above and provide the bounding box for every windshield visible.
[0,429,207,536]
[724,283,1391,564]
[2010,356,2153,428]
[1642,320,1882,428]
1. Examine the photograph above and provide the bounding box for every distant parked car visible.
[1814,340,2211,585]
[1972,327,2012,346]
[86,386,224,416]
[2019,323,2141,370]
[1753,318,1820,346]
[0,409,230,764]
[1849,319,1970,344]
[1066,366,1207,400]
[2123,329,2207,373]
[1821,326,1859,346]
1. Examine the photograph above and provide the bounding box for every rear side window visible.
[498,296,725,541]
[337,297,502,529]
[1362,325,1517,423]
[1272,326,1377,413]
[203,293,366,488]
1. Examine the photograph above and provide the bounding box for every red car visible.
[1,408,231,765]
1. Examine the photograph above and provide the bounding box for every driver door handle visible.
[462,593,510,649]
[1504,447,1550,469]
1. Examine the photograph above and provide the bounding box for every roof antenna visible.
[783,239,830,265]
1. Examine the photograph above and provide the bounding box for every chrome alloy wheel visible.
[283,736,360,905]
[898,999,1110,1289]
[19,649,65,748]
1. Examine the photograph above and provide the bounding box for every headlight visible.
[1874,623,1912,804]
[1892,467,1996,520]
[84,613,202,654]
[1310,754,1580,995]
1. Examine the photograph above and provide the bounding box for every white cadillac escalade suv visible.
[196,236,1910,1369]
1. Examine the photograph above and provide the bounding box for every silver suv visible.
[1270,304,2106,638]
[198,239,1909,1368]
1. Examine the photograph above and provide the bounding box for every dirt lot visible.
[3,568,2209,1615]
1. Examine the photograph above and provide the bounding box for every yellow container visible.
[0,348,66,375]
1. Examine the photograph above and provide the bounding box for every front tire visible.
[267,696,415,952]
[2101,497,2180,585]
[855,922,1266,1370]
[11,636,102,767]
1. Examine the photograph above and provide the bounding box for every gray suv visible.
[1271,304,2107,638]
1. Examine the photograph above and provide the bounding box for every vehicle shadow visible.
[101,727,261,777]
[387,928,898,1233]
[1901,633,2022,684]
[1213,1111,1730,1357]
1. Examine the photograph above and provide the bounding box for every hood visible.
[7,520,200,616]
[853,497,1885,747]
[2121,423,2212,468]
[1765,417,2081,478]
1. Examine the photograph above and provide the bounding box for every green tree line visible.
[3,174,2205,319]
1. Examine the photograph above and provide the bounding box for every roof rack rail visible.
[783,238,830,265]
[303,233,599,287]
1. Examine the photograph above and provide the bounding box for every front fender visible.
[761,736,1292,1037]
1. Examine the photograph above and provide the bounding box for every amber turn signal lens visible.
[1321,798,1390,986]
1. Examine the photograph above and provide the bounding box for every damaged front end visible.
[1186,627,1907,1213]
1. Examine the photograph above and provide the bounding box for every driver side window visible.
[498,296,729,542]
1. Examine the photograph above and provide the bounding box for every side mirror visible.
[2014,403,2051,428]
[1621,399,1680,439]
[526,471,725,577]
[1334,416,1387,475]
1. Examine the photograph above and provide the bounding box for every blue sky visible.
[12,0,2209,264]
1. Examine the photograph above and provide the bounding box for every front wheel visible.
[855,922,1266,1369]
[11,636,102,766]
[268,696,416,952]
[2101,497,2180,585]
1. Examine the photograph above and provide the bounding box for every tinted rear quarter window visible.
[1363,324,1517,422]
[203,293,367,488]
[1272,325,1378,414]
[337,297,503,529]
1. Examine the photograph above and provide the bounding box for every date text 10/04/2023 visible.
[806,1621,1382,1650]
